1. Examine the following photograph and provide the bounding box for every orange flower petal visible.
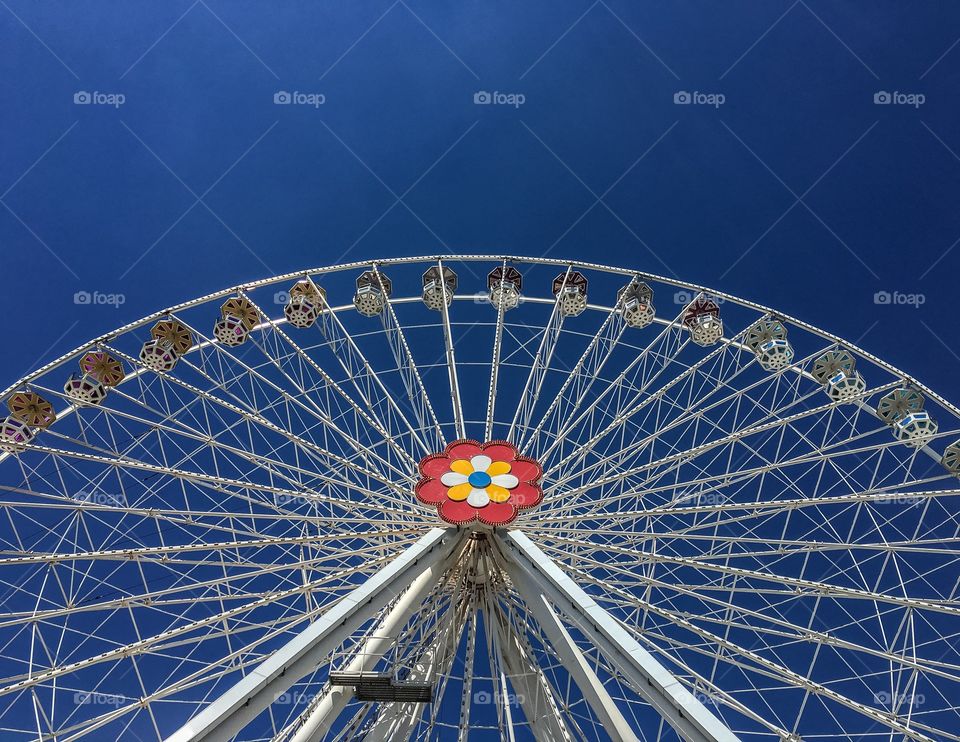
[450,459,473,475]
[447,482,472,501]
[487,484,511,503]
[486,461,512,476]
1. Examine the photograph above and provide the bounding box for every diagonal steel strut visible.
[287,558,448,742]
[487,599,574,742]
[495,530,741,742]
[166,527,463,742]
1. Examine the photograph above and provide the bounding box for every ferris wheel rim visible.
[0,255,958,739]
[3,253,956,420]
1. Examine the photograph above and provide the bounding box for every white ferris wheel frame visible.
[1,255,958,741]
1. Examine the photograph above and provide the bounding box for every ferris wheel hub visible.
[416,439,543,526]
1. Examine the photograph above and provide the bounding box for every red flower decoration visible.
[416,440,542,526]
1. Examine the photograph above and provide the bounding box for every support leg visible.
[363,577,470,742]
[495,531,741,742]
[288,562,447,742]
[166,528,462,742]
[501,553,639,742]
[488,603,573,742]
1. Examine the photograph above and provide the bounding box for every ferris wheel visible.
[0,255,959,742]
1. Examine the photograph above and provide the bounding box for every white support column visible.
[166,528,462,742]
[501,555,639,742]
[363,580,470,742]
[487,603,573,742]
[287,561,446,742]
[496,531,741,742]
[457,610,478,742]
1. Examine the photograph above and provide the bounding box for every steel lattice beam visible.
[286,559,448,742]
[165,527,463,742]
[496,530,742,742]
[487,600,574,742]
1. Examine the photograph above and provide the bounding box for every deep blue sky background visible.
[2,0,959,410]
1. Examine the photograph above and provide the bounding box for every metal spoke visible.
[506,266,571,444]
[0,256,957,740]
[484,260,509,441]
[437,259,466,440]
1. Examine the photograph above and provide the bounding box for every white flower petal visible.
[470,455,492,473]
[467,488,490,508]
[491,474,519,489]
[440,472,468,486]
